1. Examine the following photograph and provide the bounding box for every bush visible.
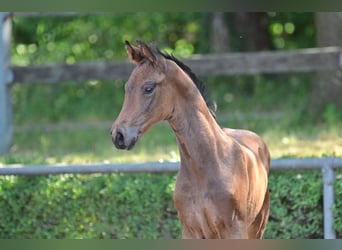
[0,173,180,239]
[264,170,323,239]
[0,170,341,239]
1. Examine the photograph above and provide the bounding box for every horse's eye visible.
[143,84,155,95]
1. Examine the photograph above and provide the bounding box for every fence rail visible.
[10,46,342,84]
[1,158,342,175]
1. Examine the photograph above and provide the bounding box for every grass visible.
[1,73,342,164]
[264,125,342,158]
[2,123,177,165]
[2,110,342,166]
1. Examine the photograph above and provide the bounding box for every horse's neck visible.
[164,60,233,181]
[168,90,230,181]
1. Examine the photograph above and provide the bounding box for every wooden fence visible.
[1,12,342,239]
[9,46,342,84]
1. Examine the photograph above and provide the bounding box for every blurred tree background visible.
[12,12,317,62]
[11,12,334,125]
[11,12,342,123]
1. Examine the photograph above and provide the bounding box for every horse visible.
[110,40,270,239]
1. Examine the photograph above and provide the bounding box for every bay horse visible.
[110,40,270,239]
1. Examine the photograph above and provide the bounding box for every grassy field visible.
[3,111,342,165]
[2,73,341,164]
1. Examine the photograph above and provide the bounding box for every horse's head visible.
[110,40,175,150]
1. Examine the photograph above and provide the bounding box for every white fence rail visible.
[1,158,342,175]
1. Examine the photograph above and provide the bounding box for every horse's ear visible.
[136,40,157,64]
[125,40,144,64]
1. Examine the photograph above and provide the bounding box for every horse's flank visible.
[111,40,270,239]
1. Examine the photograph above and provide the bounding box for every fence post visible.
[322,160,336,239]
[0,12,13,155]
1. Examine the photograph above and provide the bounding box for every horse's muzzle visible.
[112,127,138,150]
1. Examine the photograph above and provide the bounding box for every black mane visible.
[157,49,217,119]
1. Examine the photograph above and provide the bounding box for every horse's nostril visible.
[114,129,126,149]
[116,131,124,143]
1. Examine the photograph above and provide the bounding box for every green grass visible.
[3,113,341,166]
[2,122,178,165]
[2,73,342,164]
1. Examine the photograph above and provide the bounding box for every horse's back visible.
[223,128,270,173]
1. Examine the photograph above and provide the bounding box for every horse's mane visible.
[156,49,217,119]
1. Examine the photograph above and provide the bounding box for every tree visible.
[209,12,273,53]
[232,12,273,51]
[209,12,230,53]
[305,12,342,120]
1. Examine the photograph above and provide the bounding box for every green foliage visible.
[264,170,323,239]
[267,12,315,50]
[10,13,318,125]
[204,73,313,115]
[11,13,206,65]
[0,173,180,239]
[322,104,342,128]
[228,12,315,52]
[0,170,341,238]
[11,80,125,123]
[10,13,208,124]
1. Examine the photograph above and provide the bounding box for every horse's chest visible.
[173,184,235,238]
[174,174,233,212]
